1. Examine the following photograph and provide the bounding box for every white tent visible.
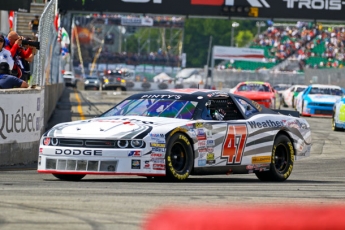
[153,72,172,83]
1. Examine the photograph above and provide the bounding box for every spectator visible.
[29,15,40,40]
[5,31,33,78]
[0,34,14,70]
[0,62,29,89]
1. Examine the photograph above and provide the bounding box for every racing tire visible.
[255,134,294,182]
[52,174,86,181]
[165,133,193,181]
[332,111,342,131]
[292,96,295,108]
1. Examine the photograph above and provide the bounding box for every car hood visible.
[46,116,186,139]
[234,91,274,100]
[306,95,341,103]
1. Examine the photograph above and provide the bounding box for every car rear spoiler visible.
[272,109,300,118]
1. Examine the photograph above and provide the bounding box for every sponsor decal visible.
[55,149,102,156]
[205,130,212,137]
[199,152,207,159]
[152,158,165,163]
[206,153,216,164]
[149,133,166,143]
[128,151,142,157]
[144,160,151,169]
[206,139,215,146]
[198,159,206,166]
[197,128,206,140]
[198,140,207,148]
[195,122,203,129]
[252,156,271,164]
[199,148,208,153]
[151,153,163,158]
[131,159,141,169]
[251,101,262,112]
[152,147,166,153]
[207,147,214,153]
[150,143,166,148]
[248,120,283,129]
[153,163,165,170]
[141,94,182,99]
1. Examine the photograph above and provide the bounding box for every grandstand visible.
[219,21,345,73]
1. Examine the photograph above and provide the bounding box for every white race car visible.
[281,85,307,108]
[37,89,312,182]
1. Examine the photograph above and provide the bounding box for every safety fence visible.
[32,0,60,86]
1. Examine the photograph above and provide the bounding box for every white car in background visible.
[281,85,307,108]
[62,71,77,88]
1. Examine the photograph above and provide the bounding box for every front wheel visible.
[53,174,86,181]
[165,133,193,181]
[255,134,294,182]
[332,111,342,131]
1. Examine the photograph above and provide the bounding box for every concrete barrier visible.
[0,83,64,166]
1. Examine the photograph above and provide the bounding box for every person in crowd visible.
[5,31,34,78]
[0,62,29,89]
[29,15,40,39]
[0,34,14,70]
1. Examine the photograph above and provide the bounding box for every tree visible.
[235,30,254,47]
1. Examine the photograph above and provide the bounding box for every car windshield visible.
[86,76,98,80]
[309,87,343,95]
[238,83,270,92]
[296,87,306,92]
[100,99,198,119]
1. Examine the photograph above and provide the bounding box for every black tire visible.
[291,96,295,108]
[52,174,86,181]
[255,134,294,182]
[332,111,342,131]
[165,133,193,181]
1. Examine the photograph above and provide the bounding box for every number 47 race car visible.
[37,89,312,182]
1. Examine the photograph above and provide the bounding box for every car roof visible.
[309,84,341,89]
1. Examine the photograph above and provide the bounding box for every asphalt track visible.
[1,87,345,230]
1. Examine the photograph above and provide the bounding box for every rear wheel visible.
[53,174,86,181]
[255,135,294,182]
[165,133,193,181]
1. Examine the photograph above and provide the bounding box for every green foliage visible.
[124,19,258,67]
[235,30,254,47]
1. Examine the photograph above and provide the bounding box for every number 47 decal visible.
[221,124,247,164]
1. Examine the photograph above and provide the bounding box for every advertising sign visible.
[213,46,265,62]
[59,0,345,20]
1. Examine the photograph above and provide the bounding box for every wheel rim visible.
[274,144,289,173]
[170,142,187,172]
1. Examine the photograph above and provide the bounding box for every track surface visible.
[1,87,345,230]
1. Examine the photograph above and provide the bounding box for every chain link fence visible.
[32,0,60,86]
[212,70,306,89]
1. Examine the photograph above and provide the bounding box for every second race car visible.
[37,89,311,182]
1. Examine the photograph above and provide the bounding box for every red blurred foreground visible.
[143,205,345,230]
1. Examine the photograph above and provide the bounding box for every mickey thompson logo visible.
[0,107,38,139]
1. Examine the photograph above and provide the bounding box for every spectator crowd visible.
[0,31,37,89]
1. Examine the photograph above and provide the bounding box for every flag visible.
[8,11,14,30]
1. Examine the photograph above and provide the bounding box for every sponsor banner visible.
[121,17,154,26]
[59,0,345,20]
[0,92,44,144]
[213,46,265,62]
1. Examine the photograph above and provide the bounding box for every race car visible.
[332,95,345,131]
[295,84,343,117]
[230,81,276,109]
[281,85,307,108]
[37,89,311,182]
